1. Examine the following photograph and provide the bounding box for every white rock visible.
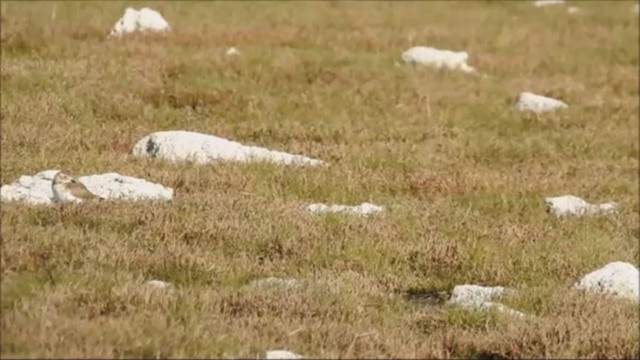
[401,46,477,74]
[634,4,639,14]
[250,277,301,289]
[131,130,323,166]
[306,202,385,216]
[515,92,568,113]
[573,262,639,302]
[226,47,240,56]
[0,170,173,205]
[109,7,170,37]
[448,284,526,317]
[567,6,580,13]
[146,280,171,289]
[265,350,302,359]
[545,195,616,216]
[533,0,565,7]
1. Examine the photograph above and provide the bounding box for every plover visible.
[52,172,103,204]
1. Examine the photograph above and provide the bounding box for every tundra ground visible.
[1,1,638,358]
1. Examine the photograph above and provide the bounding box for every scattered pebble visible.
[447,284,526,318]
[401,46,477,74]
[533,0,565,7]
[567,6,580,13]
[131,130,323,166]
[573,262,639,302]
[515,92,568,113]
[226,47,240,56]
[146,280,171,289]
[0,170,173,205]
[250,277,301,289]
[306,202,385,217]
[109,7,170,37]
[265,350,302,359]
[545,195,616,216]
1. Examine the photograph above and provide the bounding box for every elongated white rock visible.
[131,131,323,166]
[265,350,302,359]
[401,46,477,74]
[109,7,170,37]
[533,0,565,7]
[448,284,526,318]
[515,92,568,113]
[306,202,385,216]
[0,170,173,205]
[573,262,639,302]
[146,280,171,289]
[545,195,616,216]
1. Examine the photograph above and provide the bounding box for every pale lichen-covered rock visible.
[573,262,639,302]
[401,46,477,74]
[146,280,172,289]
[109,7,170,37]
[265,350,302,359]
[545,195,616,216]
[0,170,173,205]
[533,0,565,7]
[448,284,526,318]
[306,202,385,216]
[515,92,568,113]
[131,130,323,166]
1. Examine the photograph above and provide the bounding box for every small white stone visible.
[265,350,302,359]
[109,7,170,37]
[573,262,639,301]
[131,130,323,166]
[401,46,477,74]
[306,202,385,216]
[567,6,579,13]
[545,195,616,216]
[226,47,240,56]
[533,0,565,7]
[146,280,171,289]
[0,170,173,205]
[515,92,568,113]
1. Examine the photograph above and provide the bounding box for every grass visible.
[1,1,639,358]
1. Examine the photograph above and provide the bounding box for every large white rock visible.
[533,0,565,7]
[265,350,302,359]
[401,46,477,74]
[545,195,616,216]
[109,7,170,37]
[515,92,568,113]
[448,284,526,318]
[573,262,639,302]
[306,202,385,217]
[0,170,173,205]
[131,131,323,166]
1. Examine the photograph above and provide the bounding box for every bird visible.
[52,172,104,204]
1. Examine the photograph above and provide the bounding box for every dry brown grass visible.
[1,1,639,358]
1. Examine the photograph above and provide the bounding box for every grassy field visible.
[1,1,639,358]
